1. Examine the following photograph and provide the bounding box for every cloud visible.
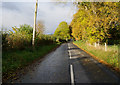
[2,2,20,11]
[2,0,75,2]
[1,2,77,34]
[0,3,2,30]
[2,2,35,30]
[37,2,76,34]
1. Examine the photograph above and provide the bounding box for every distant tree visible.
[54,21,71,41]
[12,24,33,35]
[36,20,45,35]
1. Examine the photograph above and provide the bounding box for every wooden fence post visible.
[95,42,96,47]
[105,43,107,51]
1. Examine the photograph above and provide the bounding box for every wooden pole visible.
[32,0,38,47]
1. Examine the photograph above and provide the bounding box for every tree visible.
[70,2,120,44]
[54,21,70,41]
[5,24,33,50]
[36,20,45,35]
[12,24,33,35]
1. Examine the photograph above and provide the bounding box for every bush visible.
[2,31,57,51]
[2,33,9,50]
[6,32,32,50]
[3,33,57,51]
[2,24,58,51]
[35,34,56,46]
[107,39,120,45]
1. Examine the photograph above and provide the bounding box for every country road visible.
[10,43,120,84]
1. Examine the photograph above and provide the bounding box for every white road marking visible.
[68,43,72,59]
[68,50,72,59]
[70,57,78,59]
[68,43,71,49]
[69,46,70,49]
[68,43,81,59]
[70,64,75,85]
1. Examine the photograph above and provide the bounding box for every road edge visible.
[72,42,120,81]
[2,44,61,83]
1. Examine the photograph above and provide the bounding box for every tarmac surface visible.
[10,43,120,84]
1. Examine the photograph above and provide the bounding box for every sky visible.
[1,0,78,34]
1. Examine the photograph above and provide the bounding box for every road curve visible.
[8,43,120,84]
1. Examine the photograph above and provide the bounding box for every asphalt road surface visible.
[11,43,120,84]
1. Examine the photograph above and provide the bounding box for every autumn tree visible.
[54,21,70,41]
[70,2,120,44]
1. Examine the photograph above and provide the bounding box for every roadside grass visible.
[2,44,58,78]
[73,41,118,69]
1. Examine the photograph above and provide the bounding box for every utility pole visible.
[32,0,38,47]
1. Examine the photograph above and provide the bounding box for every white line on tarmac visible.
[68,43,71,49]
[70,57,78,59]
[70,64,75,85]
[68,43,72,59]
[69,46,70,49]
[68,50,72,59]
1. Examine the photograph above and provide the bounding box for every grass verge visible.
[73,41,119,71]
[2,43,58,80]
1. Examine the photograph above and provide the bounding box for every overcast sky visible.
[1,1,77,34]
